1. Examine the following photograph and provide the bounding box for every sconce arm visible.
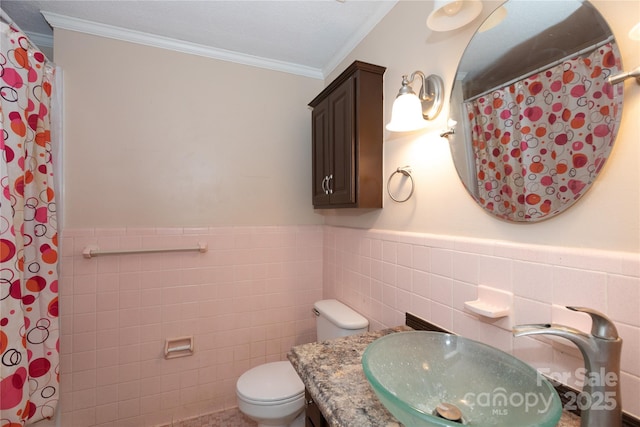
[403,70,445,120]
[608,65,640,85]
[440,128,455,138]
[407,70,431,101]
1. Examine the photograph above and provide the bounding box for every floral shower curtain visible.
[1,19,60,425]
[465,42,622,221]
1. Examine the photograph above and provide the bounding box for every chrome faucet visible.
[512,306,622,427]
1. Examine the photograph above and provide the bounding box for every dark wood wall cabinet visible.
[309,61,386,209]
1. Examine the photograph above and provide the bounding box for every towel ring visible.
[387,166,414,203]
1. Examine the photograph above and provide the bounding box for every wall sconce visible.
[608,22,640,86]
[427,0,483,32]
[478,5,506,33]
[440,119,457,138]
[608,66,640,86]
[386,71,444,132]
[629,22,640,41]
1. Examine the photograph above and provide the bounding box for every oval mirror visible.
[448,0,624,222]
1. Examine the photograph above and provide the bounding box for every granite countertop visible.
[288,326,581,427]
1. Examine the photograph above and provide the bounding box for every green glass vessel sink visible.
[362,331,562,426]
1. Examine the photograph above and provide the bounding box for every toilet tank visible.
[313,299,369,341]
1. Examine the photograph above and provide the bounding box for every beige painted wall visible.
[55,30,324,228]
[55,0,639,252]
[324,0,640,253]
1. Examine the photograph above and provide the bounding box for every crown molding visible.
[41,11,324,80]
[322,0,397,79]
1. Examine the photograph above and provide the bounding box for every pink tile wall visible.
[57,224,639,425]
[59,226,323,426]
[323,226,640,419]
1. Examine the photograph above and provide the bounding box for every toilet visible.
[236,299,369,427]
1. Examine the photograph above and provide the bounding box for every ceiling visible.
[0,0,398,79]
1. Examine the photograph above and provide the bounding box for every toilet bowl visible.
[236,361,305,427]
[236,300,368,427]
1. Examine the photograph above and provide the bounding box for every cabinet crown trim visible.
[309,61,386,108]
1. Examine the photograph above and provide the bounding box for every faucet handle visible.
[567,306,619,340]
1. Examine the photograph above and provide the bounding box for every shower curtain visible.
[1,19,60,425]
[465,42,622,221]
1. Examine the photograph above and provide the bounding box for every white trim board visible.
[41,11,326,79]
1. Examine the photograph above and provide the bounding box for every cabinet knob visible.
[327,174,333,194]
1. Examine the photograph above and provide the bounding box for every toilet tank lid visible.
[314,299,368,329]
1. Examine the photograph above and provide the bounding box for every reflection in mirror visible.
[448,0,623,222]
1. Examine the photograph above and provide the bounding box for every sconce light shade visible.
[386,92,429,132]
[630,22,640,41]
[478,5,507,33]
[427,0,483,32]
[386,71,445,132]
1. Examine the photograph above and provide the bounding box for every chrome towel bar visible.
[82,242,208,259]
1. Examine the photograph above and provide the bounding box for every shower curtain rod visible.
[0,8,22,28]
[1,8,53,63]
[1,8,15,25]
[465,36,615,103]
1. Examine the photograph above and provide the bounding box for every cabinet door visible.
[305,389,328,427]
[327,76,355,206]
[311,97,330,206]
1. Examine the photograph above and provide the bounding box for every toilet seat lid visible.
[237,361,304,403]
